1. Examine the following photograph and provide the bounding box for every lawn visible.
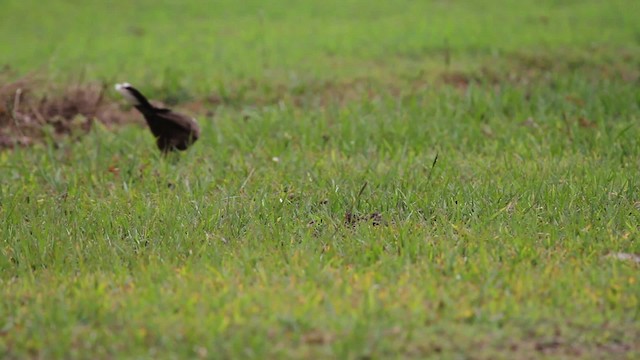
[1,0,639,358]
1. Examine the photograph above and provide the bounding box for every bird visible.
[114,83,200,152]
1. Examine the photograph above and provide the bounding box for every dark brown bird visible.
[115,83,200,152]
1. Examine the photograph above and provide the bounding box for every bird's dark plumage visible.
[115,83,200,152]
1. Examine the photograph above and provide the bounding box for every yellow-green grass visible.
[1,0,639,358]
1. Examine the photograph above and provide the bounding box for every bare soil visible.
[0,75,138,149]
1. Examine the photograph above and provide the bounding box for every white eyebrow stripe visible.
[114,82,140,105]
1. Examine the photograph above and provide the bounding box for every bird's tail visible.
[115,83,153,109]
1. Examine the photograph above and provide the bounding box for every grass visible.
[1,0,639,358]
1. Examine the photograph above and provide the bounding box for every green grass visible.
[1,0,640,358]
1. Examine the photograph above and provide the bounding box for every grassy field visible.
[1,0,639,358]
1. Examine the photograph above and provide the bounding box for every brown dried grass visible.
[0,75,136,149]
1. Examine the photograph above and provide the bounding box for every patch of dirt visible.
[344,211,383,227]
[438,49,639,89]
[207,78,378,109]
[506,50,640,83]
[439,67,502,88]
[301,329,335,345]
[0,74,138,149]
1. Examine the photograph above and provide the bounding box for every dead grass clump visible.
[0,76,134,149]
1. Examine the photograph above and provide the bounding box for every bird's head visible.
[115,82,142,106]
